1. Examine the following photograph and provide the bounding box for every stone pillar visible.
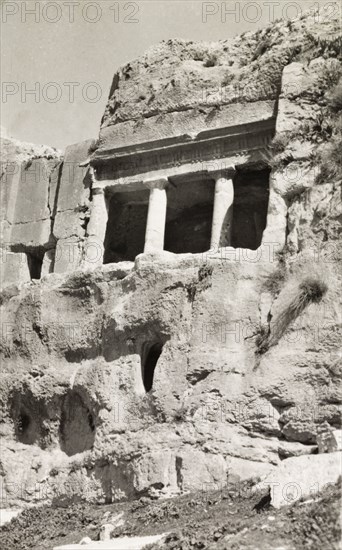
[210,169,235,249]
[84,187,108,268]
[144,179,168,253]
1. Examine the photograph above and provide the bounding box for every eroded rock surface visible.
[0,11,341,508]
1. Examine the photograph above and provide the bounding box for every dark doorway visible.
[164,179,215,254]
[26,250,44,279]
[230,168,270,250]
[142,343,163,392]
[103,189,149,263]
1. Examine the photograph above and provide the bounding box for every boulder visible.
[259,452,342,508]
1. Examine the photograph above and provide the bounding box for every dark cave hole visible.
[15,409,39,445]
[88,412,95,431]
[26,251,44,279]
[18,412,30,434]
[60,391,96,456]
[142,342,163,392]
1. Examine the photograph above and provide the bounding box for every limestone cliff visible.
[0,12,341,508]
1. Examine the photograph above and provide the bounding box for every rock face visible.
[0,12,341,507]
[0,137,62,286]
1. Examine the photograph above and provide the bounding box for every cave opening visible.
[103,189,149,263]
[11,390,46,446]
[14,408,39,445]
[141,342,163,392]
[164,179,215,254]
[60,391,96,456]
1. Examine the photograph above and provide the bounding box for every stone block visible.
[1,158,58,249]
[259,452,342,508]
[0,160,21,230]
[41,249,55,277]
[0,251,31,289]
[53,237,83,273]
[10,219,51,248]
[226,456,275,483]
[177,449,227,492]
[52,141,92,245]
[53,210,86,240]
[133,451,178,495]
[13,159,51,224]
[56,140,92,213]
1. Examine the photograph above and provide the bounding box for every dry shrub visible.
[203,53,218,67]
[315,137,342,184]
[255,325,270,354]
[262,134,294,169]
[297,277,328,305]
[257,276,328,354]
[327,79,342,112]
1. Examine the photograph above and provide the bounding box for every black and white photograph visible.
[0,1,341,548]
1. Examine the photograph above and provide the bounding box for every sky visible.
[1,0,335,151]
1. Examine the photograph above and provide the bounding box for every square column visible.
[83,186,108,268]
[144,178,168,253]
[210,168,236,249]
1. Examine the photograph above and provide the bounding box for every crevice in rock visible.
[186,369,211,385]
[187,265,213,305]
[176,456,183,491]
[48,161,63,254]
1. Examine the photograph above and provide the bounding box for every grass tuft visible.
[315,137,342,184]
[203,53,218,67]
[327,79,342,112]
[257,276,328,355]
[297,277,328,305]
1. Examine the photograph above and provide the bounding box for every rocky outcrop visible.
[98,13,339,152]
[0,12,341,507]
[0,137,96,287]
[0,136,62,286]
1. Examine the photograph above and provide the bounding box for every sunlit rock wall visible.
[0,12,341,506]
